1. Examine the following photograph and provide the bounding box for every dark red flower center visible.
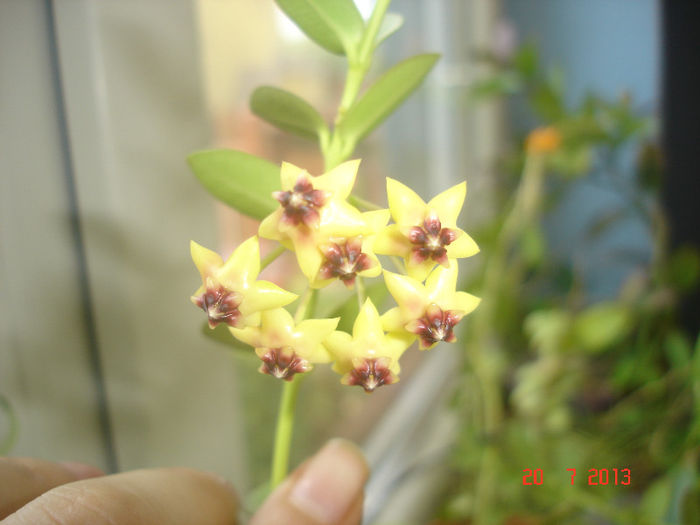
[273,176,329,229]
[258,347,311,381]
[407,213,458,267]
[406,304,463,349]
[319,237,375,287]
[345,357,394,393]
[193,286,242,329]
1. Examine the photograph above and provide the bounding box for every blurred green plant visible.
[436,43,700,525]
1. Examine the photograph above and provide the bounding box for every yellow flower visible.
[374,178,479,281]
[312,209,390,288]
[259,160,370,279]
[230,308,338,381]
[325,299,413,393]
[190,236,297,329]
[382,263,480,349]
[526,126,561,154]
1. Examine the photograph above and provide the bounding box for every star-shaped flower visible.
[374,178,479,281]
[230,308,338,381]
[190,236,297,329]
[382,263,480,350]
[312,209,390,288]
[259,161,371,280]
[325,299,413,393]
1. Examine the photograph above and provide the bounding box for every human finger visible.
[0,458,103,519]
[2,467,238,525]
[251,439,369,525]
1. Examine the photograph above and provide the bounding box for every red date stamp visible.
[522,468,631,486]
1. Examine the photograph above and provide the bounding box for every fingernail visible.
[60,461,104,480]
[288,439,369,524]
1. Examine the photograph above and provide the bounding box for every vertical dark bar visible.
[662,0,700,332]
[44,0,118,473]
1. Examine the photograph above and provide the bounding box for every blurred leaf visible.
[274,0,364,56]
[667,246,700,291]
[375,12,403,47]
[512,42,538,79]
[200,322,251,353]
[188,149,280,220]
[548,145,592,177]
[531,79,564,121]
[331,281,388,333]
[250,86,328,141]
[525,309,571,355]
[336,54,439,144]
[637,141,664,191]
[665,331,692,369]
[520,224,545,267]
[572,302,632,353]
[470,71,522,99]
[641,476,673,524]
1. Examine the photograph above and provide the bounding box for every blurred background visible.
[1,1,698,524]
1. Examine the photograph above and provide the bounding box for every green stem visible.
[355,276,366,310]
[471,152,546,524]
[348,194,382,211]
[268,288,315,487]
[260,245,285,270]
[267,0,392,491]
[270,375,303,488]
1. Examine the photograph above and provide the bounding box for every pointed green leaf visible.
[188,150,280,220]
[275,0,364,56]
[250,86,328,141]
[336,54,439,144]
[375,12,403,48]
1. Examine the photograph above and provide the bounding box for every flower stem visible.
[260,244,285,271]
[268,288,316,488]
[355,276,366,309]
[270,375,302,488]
[348,194,382,211]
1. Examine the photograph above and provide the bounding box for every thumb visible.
[251,439,369,525]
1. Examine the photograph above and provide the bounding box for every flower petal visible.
[319,200,368,237]
[362,209,391,232]
[386,177,427,226]
[448,230,480,258]
[313,159,360,200]
[239,280,297,316]
[425,263,459,304]
[258,209,286,241]
[451,291,481,317]
[426,181,466,227]
[352,298,383,341]
[380,306,404,333]
[190,241,223,281]
[373,224,410,257]
[405,258,436,282]
[280,161,307,190]
[383,270,427,320]
[219,236,261,289]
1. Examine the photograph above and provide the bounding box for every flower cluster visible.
[190,160,480,392]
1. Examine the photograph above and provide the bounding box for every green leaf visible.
[274,0,364,56]
[336,53,439,144]
[200,322,252,354]
[250,86,328,141]
[375,12,403,48]
[188,150,280,220]
[512,42,538,79]
[469,72,523,99]
[572,302,632,353]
